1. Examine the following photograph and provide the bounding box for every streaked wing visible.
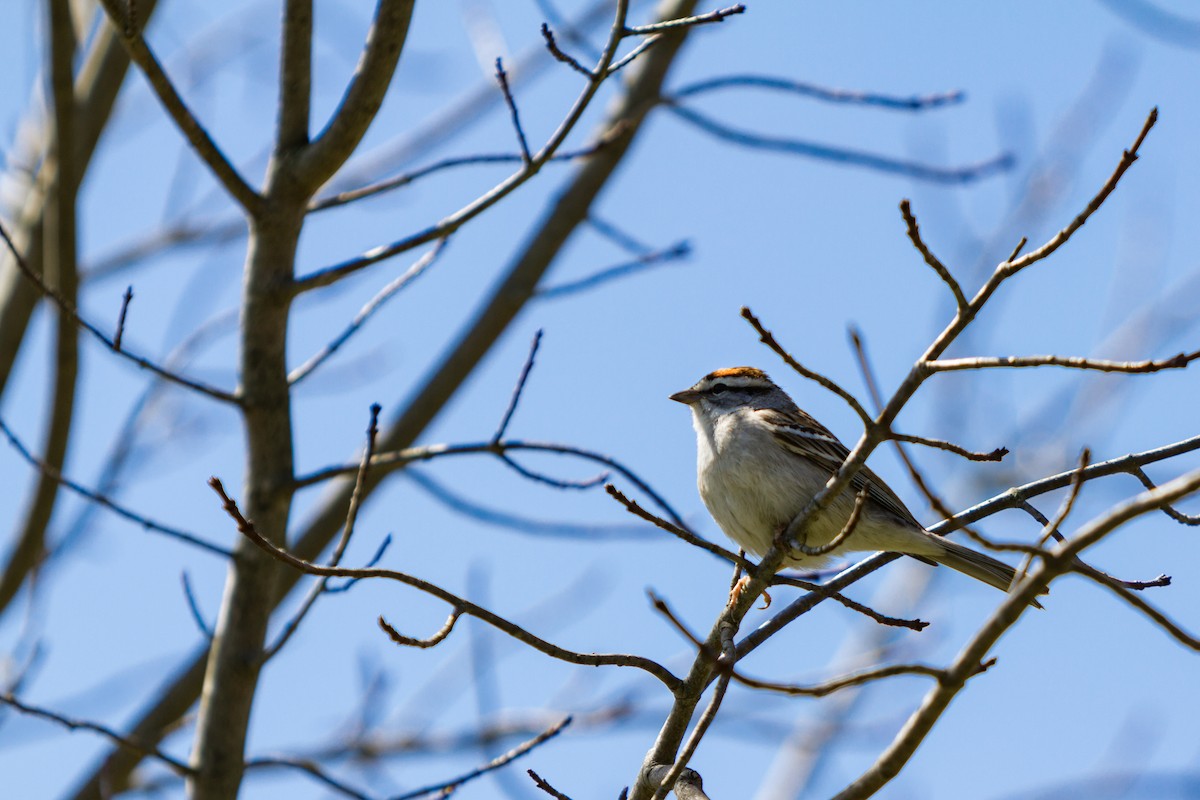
[761,408,920,528]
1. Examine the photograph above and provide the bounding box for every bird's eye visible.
[709,383,728,395]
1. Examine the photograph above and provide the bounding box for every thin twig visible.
[624,4,745,34]
[1128,467,1200,524]
[389,716,572,800]
[791,486,869,557]
[899,200,968,310]
[0,418,232,557]
[181,572,214,640]
[94,0,261,211]
[296,439,688,528]
[495,57,532,165]
[541,23,593,77]
[1017,502,1171,590]
[113,286,134,351]
[378,609,462,648]
[528,770,575,799]
[209,477,681,689]
[494,330,543,441]
[889,433,1007,462]
[0,692,193,775]
[740,307,873,425]
[499,452,608,490]
[537,241,690,299]
[926,351,1200,374]
[671,75,964,111]
[0,222,239,404]
[263,404,382,661]
[289,241,450,386]
[667,103,1013,184]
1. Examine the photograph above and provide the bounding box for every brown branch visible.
[94,0,261,211]
[291,0,635,294]
[899,199,968,309]
[378,608,462,648]
[288,240,450,386]
[113,285,133,350]
[494,330,544,441]
[624,4,745,34]
[1128,467,1200,525]
[740,307,873,425]
[1001,108,1158,276]
[0,691,193,775]
[541,22,594,77]
[830,468,1200,800]
[649,624,735,800]
[263,404,382,661]
[209,477,681,689]
[495,57,533,165]
[672,75,964,111]
[606,484,750,568]
[528,769,576,799]
[667,102,1013,184]
[292,0,415,190]
[792,486,870,557]
[0,222,239,403]
[0,417,231,557]
[889,432,1008,462]
[536,240,691,299]
[926,350,1200,374]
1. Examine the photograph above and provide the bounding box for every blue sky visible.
[2,1,1199,798]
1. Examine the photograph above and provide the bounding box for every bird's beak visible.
[669,388,701,405]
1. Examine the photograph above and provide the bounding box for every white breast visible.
[692,407,838,564]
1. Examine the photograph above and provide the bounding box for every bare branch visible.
[1128,467,1200,524]
[0,417,232,557]
[209,478,681,689]
[541,22,594,78]
[926,350,1200,374]
[291,0,635,293]
[899,199,968,310]
[113,285,134,351]
[391,716,573,800]
[667,102,1013,184]
[181,572,214,640]
[624,4,745,35]
[1001,108,1158,276]
[94,0,261,211]
[378,608,462,649]
[649,624,735,800]
[0,691,193,776]
[536,240,691,299]
[672,74,964,110]
[494,330,544,441]
[830,468,1200,800]
[0,222,240,404]
[263,404,382,661]
[740,307,873,425]
[293,0,415,189]
[529,769,576,799]
[496,57,533,165]
[889,433,1007,462]
[288,240,450,386]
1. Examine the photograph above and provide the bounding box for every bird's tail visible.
[925,538,1045,607]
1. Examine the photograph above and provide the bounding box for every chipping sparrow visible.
[671,367,1020,594]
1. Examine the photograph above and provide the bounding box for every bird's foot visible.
[730,576,772,610]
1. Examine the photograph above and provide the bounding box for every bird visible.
[670,366,1026,600]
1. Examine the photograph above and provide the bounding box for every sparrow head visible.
[670,367,795,416]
